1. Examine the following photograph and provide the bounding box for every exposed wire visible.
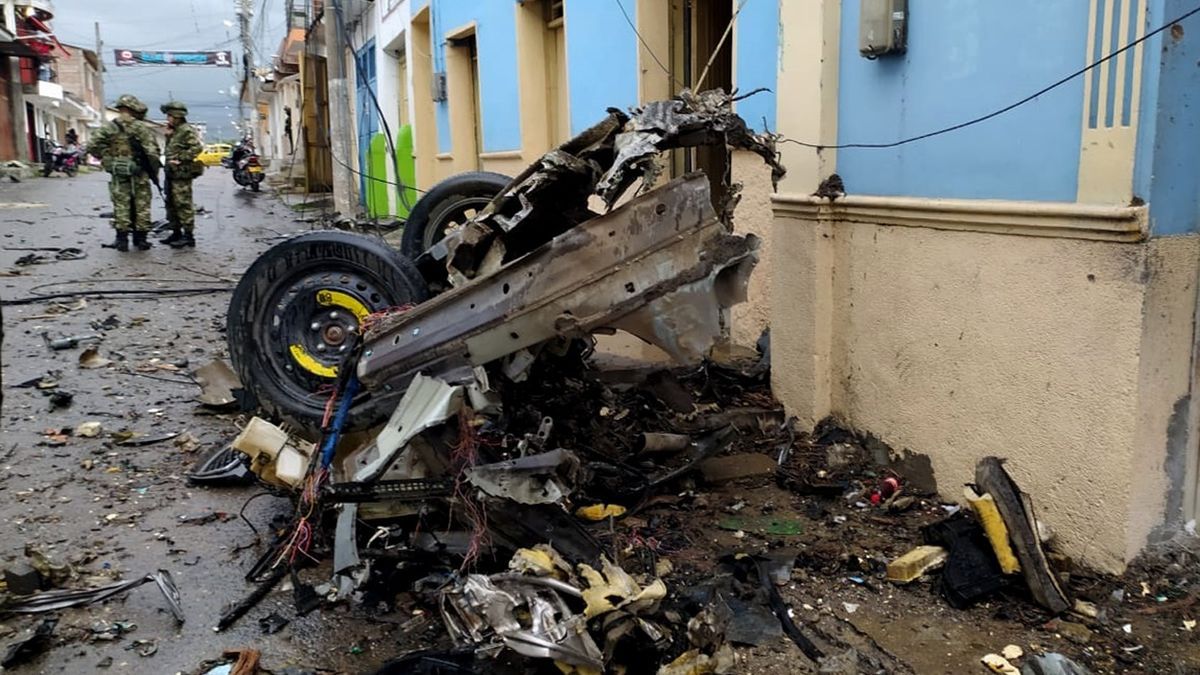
[2,286,232,306]
[331,152,428,194]
[613,0,685,90]
[332,0,415,213]
[780,3,1200,150]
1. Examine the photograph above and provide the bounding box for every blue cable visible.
[319,376,359,470]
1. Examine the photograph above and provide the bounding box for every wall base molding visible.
[773,194,1147,243]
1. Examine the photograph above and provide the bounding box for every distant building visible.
[54,43,103,144]
[0,0,67,161]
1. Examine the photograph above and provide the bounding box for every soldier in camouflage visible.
[160,101,204,248]
[87,94,161,252]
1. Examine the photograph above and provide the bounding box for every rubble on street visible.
[2,94,1200,675]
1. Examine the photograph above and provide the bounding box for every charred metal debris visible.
[219,90,798,672]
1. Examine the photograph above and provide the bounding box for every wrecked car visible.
[221,89,786,672]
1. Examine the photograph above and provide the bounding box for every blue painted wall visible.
[734,0,778,133]
[564,2,638,134]
[427,0,523,154]
[1134,0,1200,235]
[835,2,1090,202]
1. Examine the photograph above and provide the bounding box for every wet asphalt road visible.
[0,171,402,674]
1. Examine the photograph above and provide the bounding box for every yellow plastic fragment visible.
[578,557,666,618]
[886,545,948,583]
[964,486,1021,574]
[575,504,627,521]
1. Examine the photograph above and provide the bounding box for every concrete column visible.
[325,4,360,218]
[769,0,841,427]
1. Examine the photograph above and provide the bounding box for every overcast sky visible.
[51,0,286,139]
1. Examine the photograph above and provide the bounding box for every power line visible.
[332,0,415,211]
[331,152,427,195]
[779,3,1200,150]
[612,0,683,90]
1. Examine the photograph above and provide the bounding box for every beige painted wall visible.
[771,205,1200,573]
[730,150,776,347]
[1127,236,1200,558]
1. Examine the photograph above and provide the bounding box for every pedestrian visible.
[87,94,161,252]
[64,127,78,147]
[160,101,204,248]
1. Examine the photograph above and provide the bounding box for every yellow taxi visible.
[197,143,232,167]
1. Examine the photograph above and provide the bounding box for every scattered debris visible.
[78,346,113,369]
[3,561,42,596]
[975,457,1070,614]
[193,359,243,410]
[0,570,184,624]
[886,545,949,584]
[1002,644,1025,660]
[0,617,56,668]
[114,431,181,447]
[43,332,100,351]
[258,612,289,634]
[187,443,254,486]
[75,421,103,437]
[982,652,1021,675]
[127,638,157,657]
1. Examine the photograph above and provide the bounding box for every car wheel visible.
[226,231,429,433]
[396,171,511,259]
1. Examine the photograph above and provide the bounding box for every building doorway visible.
[446,29,482,171]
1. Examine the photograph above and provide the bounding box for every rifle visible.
[117,119,162,198]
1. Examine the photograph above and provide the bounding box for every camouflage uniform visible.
[160,101,204,247]
[88,95,161,251]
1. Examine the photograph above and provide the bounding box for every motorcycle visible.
[224,138,264,192]
[42,142,81,177]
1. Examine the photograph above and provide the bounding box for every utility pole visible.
[325,0,359,217]
[238,0,252,137]
[94,22,104,115]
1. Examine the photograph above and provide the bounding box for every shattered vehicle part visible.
[1,617,57,668]
[359,174,758,392]
[1,570,184,625]
[578,557,667,619]
[975,457,1070,614]
[339,374,464,483]
[193,359,243,409]
[465,448,581,505]
[187,442,254,486]
[440,574,604,671]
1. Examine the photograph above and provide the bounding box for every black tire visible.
[66,166,77,177]
[397,171,510,259]
[227,231,429,434]
[41,165,51,177]
[251,180,261,192]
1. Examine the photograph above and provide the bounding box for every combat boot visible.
[132,231,152,251]
[162,227,184,245]
[168,233,195,249]
[113,231,129,252]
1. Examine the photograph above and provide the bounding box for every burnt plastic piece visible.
[187,443,254,486]
[922,512,1006,609]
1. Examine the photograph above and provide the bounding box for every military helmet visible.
[160,100,188,117]
[115,94,146,115]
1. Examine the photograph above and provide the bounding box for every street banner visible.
[114,50,233,67]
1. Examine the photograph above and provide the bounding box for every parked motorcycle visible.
[42,142,81,177]
[224,137,264,192]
